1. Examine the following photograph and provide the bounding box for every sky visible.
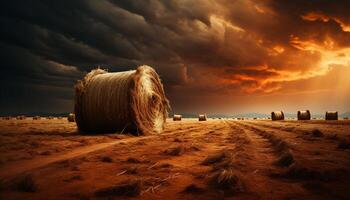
[0,0,350,115]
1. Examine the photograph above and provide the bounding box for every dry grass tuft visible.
[183,184,204,193]
[276,151,294,167]
[126,166,138,174]
[202,152,228,165]
[212,156,236,171]
[101,156,113,163]
[311,129,324,137]
[209,169,245,195]
[164,145,185,156]
[40,150,51,156]
[64,175,82,182]
[157,163,173,168]
[95,179,142,197]
[274,139,288,153]
[16,174,39,192]
[126,157,141,163]
[174,138,182,142]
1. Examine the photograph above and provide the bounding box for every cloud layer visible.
[0,0,349,114]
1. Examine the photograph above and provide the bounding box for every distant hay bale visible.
[325,111,338,120]
[74,65,169,135]
[67,113,75,122]
[271,111,284,121]
[33,116,41,120]
[2,116,11,120]
[173,114,182,121]
[46,116,54,120]
[57,116,63,119]
[198,114,207,121]
[16,115,26,120]
[297,110,311,120]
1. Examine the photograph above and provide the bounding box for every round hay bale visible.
[67,113,75,122]
[2,116,11,120]
[33,116,41,120]
[16,115,26,120]
[74,65,169,135]
[325,111,338,120]
[173,114,182,121]
[198,114,207,121]
[271,111,284,121]
[297,110,311,120]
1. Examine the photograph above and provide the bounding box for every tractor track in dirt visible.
[242,121,350,153]
[226,121,308,199]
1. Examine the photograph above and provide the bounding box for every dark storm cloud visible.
[0,0,349,114]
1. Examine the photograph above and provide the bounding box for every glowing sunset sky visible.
[0,0,349,115]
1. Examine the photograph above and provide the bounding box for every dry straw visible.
[198,114,207,121]
[67,113,75,122]
[271,111,284,121]
[297,110,311,120]
[325,111,338,120]
[173,114,182,121]
[75,65,169,135]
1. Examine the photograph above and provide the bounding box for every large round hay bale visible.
[325,111,338,120]
[297,110,311,120]
[198,114,207,121]
[271,111,284,121]
[173,114,182,121]
[67,113,75,122]
[75,65,169,135]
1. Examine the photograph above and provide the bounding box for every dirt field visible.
[0,118,350,200]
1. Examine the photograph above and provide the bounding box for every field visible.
[0,118,350,200]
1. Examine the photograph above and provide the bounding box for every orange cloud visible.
[301,12,350,32]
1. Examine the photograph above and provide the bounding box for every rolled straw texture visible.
[74,65,169,135]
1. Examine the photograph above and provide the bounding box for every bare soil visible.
[0,118,350,200]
